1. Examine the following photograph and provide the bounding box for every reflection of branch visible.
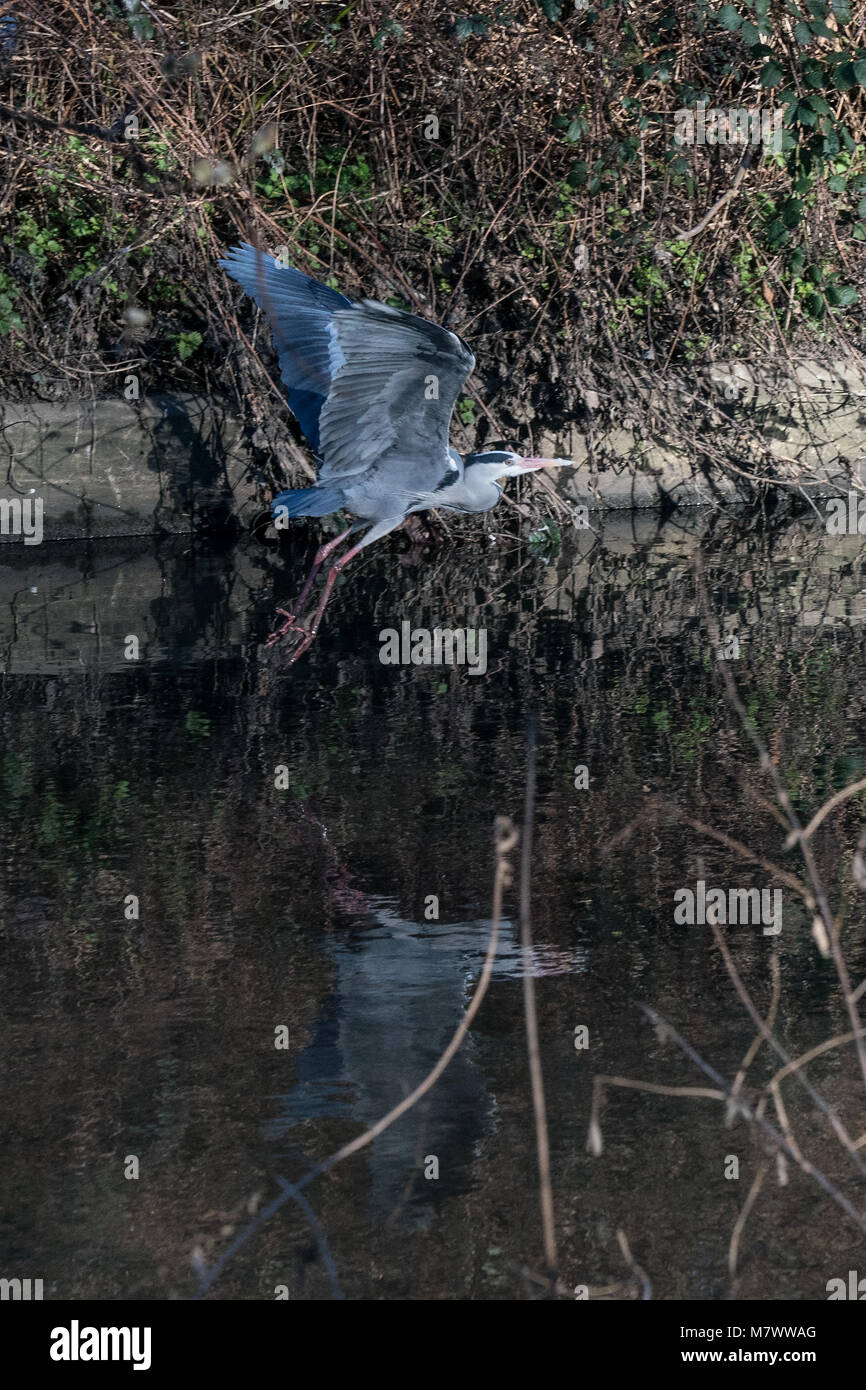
[683,817,813,906]
[197,816,519,1298]
[696,558,866,1100]
[603,803,813,906]
[275,1179,343,1301]
[730,953,780,1115]
[764,1025,866,1093]
[519,717,557,1283]
[728,1163,768,1280]
[784,776,866,849]
[640,1007,866,1239]
[708,918,866,1178]
[589,1000,866,1289]
[616,1229,651,1302]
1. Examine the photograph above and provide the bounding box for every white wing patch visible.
[327,319,346,375]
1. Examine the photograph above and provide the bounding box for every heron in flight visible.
[220,243,572,658]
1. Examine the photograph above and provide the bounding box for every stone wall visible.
[3,359,866,541]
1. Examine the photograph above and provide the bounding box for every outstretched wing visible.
[318,300,474,489]
[219,244,475,488]
[218,243,352,454]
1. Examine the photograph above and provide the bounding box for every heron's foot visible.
[287,629,317,665]
[285,615,326,665]
[265,609,312,648]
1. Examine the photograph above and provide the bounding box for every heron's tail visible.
[271,485,344,520]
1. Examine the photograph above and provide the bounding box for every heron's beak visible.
[513,456,575,473]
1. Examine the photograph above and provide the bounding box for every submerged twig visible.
[708,919,866,1179]
[640,1004,866,1239]
[616,1229,652,1301]
[519,716,558,1285]
[728,1162,769,1281]
[696,559,866,1100]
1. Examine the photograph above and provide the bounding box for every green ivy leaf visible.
[854,59,866,85]
[717,4,741,29]
[823,127,841,155]
[454,16,485,39]
[767,217,788,247]
[834,61,857,89]
[759,61,784,87]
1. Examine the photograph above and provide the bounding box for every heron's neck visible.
[436,464,502,515]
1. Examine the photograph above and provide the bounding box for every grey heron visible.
[220,243,573,657]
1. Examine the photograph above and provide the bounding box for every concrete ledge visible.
[533,354,866,509]
[4,360,866,542]
[0,395,254,542]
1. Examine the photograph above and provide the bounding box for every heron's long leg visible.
[287,517,403,664]
[265,524,355,648]
[291,524,356,617]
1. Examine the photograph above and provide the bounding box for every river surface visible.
[2,511,866,1299]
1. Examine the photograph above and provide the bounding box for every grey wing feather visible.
[218,243,352,453]
[218,243,351,396]
[318,301,475,487]
[220,242,475,491]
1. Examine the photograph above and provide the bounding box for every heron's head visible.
[464,449,574,479]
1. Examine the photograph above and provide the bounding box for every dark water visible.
[2,511,866,1300]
